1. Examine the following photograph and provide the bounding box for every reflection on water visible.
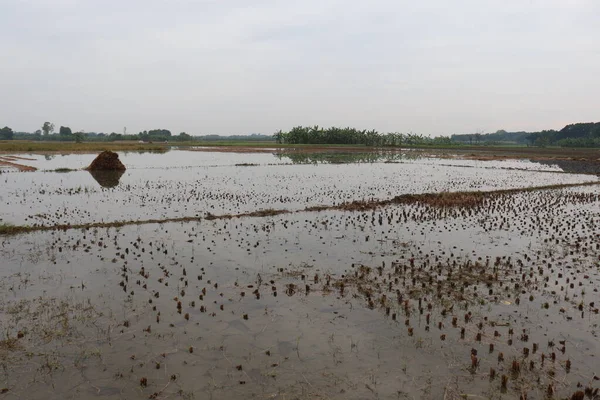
[88,169,125,188]
[274,151,417,164]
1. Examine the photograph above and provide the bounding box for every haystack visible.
[86,151,126,171]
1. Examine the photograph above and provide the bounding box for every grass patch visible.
[321,181,600,212]
[0,223,22,235]
[205,209,289,220]
[0,337,22,352]
[53,168,77,173]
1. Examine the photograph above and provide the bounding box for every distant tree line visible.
[1,122,274,143]
[4,121,600,148]
[451,122,600,148]
[273,126,453,146]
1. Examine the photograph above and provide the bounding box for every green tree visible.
[178,132,191,141]
[0,126,14,140]
[42,122,54,136]
[526,132,539,146]
[273,130,284,144]
[59,126,72,137]
[73,131,85,143]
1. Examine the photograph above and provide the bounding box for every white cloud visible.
[1,0,599,135]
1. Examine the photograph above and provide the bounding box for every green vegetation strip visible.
[1,181,598,237]
[0,141,169,153]
[0,210,291,236]
[52,168,78,173]
[314,181,600,211]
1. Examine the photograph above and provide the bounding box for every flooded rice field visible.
[0,149,599,399]
[0,150,595,227]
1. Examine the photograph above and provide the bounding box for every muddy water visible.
[0,178,599,399]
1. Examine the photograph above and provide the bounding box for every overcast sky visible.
[1,0,599,136]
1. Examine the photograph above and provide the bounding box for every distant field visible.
[0,140,170,152]
[1,140,599,161]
